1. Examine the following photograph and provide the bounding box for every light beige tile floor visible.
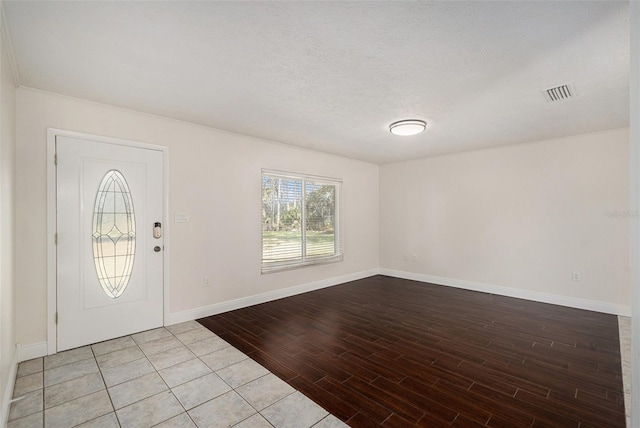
[618,315,631,428]
[8,322,347,428]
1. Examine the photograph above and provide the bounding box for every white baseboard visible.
[11,266,627,379]
[379,269,631,316]
[17,342,48,362]
[169,267,630,324]
[168,269,380,325]
[1,347,18,427]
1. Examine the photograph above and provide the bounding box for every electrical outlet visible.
[403,253,409,261]
[412,254,418,262]
[204,277,211,287]
[572,271,581,281]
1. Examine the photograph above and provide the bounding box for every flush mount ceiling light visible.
[389,119,427,136]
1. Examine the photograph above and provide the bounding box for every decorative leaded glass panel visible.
[92,170,136,298]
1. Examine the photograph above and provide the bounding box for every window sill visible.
[261,254,344,274]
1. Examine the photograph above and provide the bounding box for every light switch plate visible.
[175,212,190,223]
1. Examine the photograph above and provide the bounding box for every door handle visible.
[154,246,162,252]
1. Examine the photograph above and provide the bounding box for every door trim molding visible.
[46,128,170,355]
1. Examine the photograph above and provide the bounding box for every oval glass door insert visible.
[92,170,136,298]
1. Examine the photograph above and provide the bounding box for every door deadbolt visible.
[153,222,162,239]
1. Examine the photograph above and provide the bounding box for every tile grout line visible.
[93,343,115,426]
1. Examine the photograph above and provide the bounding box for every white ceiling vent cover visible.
[543,84,574,102]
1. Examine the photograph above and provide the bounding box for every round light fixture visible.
[389,119,427,136]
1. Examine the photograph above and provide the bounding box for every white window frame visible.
[261,169,343,274]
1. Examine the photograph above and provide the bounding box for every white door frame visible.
[46,128,170,355]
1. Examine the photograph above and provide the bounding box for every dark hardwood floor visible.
[198,275,626,427]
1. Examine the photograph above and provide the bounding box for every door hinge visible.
[55,312,58,324]
[54,233,58,245]
[54,154,58,166]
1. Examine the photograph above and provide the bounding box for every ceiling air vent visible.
[543,84,574,102]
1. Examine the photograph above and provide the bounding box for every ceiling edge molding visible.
[0,1,20,88]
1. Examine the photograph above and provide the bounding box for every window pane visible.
[92,170,136,298]
[305,182,336,258]
[262,177,303,264]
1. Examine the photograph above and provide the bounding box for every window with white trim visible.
[261,170,342,273]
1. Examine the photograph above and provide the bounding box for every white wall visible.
[15,87,379,347]
[380,128,630,313]
[11,73,631,357]
[0,6,17,423]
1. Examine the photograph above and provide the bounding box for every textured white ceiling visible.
[4,1,629,164]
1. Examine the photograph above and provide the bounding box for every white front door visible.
[56,135,165,351]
